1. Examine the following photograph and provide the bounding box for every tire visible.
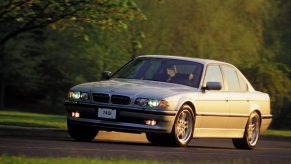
[146,105,195,147]
[170,104,195,147]
[232,112,261,149]
[67,121,98,142]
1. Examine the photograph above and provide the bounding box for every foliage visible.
[0,0,144,45]
[241,60,291,129]
[136,0,291,129]
[0,0,144,108]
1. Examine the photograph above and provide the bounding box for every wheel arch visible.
[172,100,196,130]
[180,101,197,129]
[181,101,196,115]
[252,110,262,128]
[249,104,262,127]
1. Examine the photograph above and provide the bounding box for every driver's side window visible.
[203,65,224,90]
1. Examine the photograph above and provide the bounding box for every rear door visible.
[220,65,250,130]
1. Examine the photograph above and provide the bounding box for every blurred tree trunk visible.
[0,44,6,108]
[130,25,137,59]
[129,22,144,59]
[0,75,5,108]
[50,91,57,112]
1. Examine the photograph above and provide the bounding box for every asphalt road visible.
[0,126,290,163]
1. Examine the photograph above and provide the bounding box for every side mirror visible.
[102,71,112,80]
[204,82,222,90]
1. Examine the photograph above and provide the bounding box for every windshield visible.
[112,57,204,88]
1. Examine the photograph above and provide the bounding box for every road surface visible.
[0,126,290,163]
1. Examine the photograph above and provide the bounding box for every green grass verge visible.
[0,155,252,164]
[0,156,164,164]
[262,129,291,137]
[0,110,66,129]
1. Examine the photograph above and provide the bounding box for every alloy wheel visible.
[175,108,194,144]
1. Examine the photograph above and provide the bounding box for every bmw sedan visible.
[64,55,272,149]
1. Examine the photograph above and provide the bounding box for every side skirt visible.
[193,128,245,138]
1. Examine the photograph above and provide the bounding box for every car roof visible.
[137,55,229,65]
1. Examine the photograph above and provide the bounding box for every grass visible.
[0,110,66,129]
[0,156,165,164]
[262,129,291,137]
[0,110,290,138]
[0,155,252,164]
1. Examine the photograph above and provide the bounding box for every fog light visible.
[145,120,157,126]
[72,112,80,118]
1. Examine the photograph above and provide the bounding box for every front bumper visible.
[65,101,177,133]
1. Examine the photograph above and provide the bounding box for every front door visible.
[196,65,229,131]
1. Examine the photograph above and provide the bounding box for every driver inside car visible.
[166,65,177,81]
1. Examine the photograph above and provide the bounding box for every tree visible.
[259,0,291,128]
[35,26,133,111]
[0,0,143,45]
[0,0,144,107]
[135,0,290,128]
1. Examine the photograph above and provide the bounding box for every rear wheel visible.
[232,112,260,149]
[67,121,98,142]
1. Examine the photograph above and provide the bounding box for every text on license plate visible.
[98,108,116,119]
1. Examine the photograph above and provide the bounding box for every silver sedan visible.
[65,55,272,149]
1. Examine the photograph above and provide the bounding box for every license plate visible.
[98,108,116,119]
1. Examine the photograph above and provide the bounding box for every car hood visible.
[72,78,198,99]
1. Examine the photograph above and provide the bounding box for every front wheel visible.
[232,112,261,149]
[171,105,195,147]
[67,121,98,142]
[146,105,195,147]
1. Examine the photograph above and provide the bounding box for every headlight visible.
[135,98,169,108]
[148,99,160,107]
[135,98,149,107]
[68,91,88,100]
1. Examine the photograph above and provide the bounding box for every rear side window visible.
[203,65,224,90]
[221,65,240,92]
[237,72,248,91]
